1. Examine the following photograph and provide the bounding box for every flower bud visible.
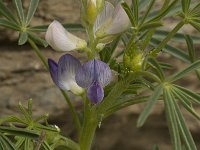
[124,51,144,71]
[82,0,104,25]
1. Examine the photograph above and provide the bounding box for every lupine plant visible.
[0,0,200,149]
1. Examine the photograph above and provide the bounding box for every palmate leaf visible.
[163,88,181,150]
[12,0,25,23]
[0,18,19,30]
[0,116,26,125]
[18,102,32,122]
[173,107,197,150]
[0,141,3,149]
[28,32,48,47]
[0,1,17,23]
[170,90,197,150]
[159,62,173,70]
[181,0,191,13]
[0,126,39,139]
[137,84,163,127]
[104,96,148,118]
[167,59,200,82]
[189,21,200,32]
[146,2,197,21]
[185,35,200,80]
[171,86,200,120]
[18,32,28,45]
[148,57,165,81]
[185,35,195,62]
[0,134,16,150]
[24,138,32,150]
[163,87,197,150]
[26,0,39,25]
[15,138,25,149]
[173,85,200,104]
[148,0,178,22]
[154,30,200,44]
[132,0,138,25]
[150,38,190,63]
[42,141,53,150]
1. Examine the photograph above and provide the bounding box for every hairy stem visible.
[79,96,98,150]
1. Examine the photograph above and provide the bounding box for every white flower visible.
[45,20,87,52]
[94,1,130,40]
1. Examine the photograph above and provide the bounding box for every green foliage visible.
[1,0,200,149]
[0,99,79,150]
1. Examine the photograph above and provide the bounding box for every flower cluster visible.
[45,1,130,104]
[48,54,111,104]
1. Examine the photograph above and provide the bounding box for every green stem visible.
[87,24,98,59]
[28,39,48,68]
[28,39,81,136]
[79,96,98,150]
[61,90,81,135]
[150,20,185,57]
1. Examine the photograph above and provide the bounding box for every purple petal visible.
[57,54,81,91]
[87,80,104,104]
[48,58,59,86]
[75,59,112,88]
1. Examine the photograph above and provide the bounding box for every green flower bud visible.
[82,0,105,25]
[124,51,144,71]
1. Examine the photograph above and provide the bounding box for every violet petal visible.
[75,59,112,88]
[87,80,104,104]
[48,58,59,86]
[57,54,83,93]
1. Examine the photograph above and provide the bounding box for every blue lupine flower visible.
[48,54,84,95]
[48,54,112,104]
[76,59,112,104]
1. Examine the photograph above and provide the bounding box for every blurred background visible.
[0,0,200,149]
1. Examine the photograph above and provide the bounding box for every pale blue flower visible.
[48,54,84,95]
[48,54,112,104]
[76,59,112,104]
